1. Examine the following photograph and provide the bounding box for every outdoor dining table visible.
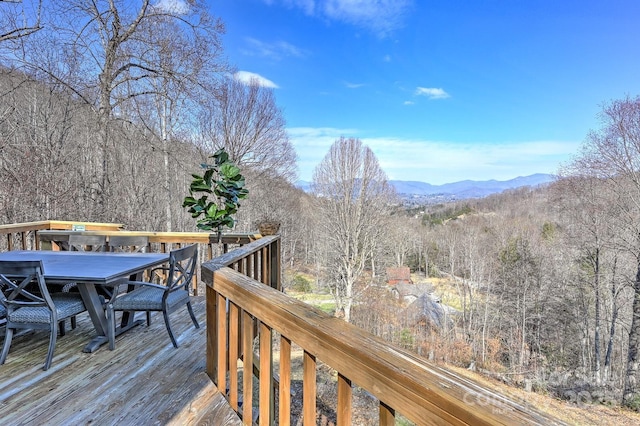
[0,250,169,352]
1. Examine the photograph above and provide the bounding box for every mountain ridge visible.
[296,173,555,199]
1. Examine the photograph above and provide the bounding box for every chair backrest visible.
[68,234,107,252]
[165,245,198,294]
[109,235,149,253]
[0,260,52,313]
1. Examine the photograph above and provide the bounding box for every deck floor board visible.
[0,297,240,425]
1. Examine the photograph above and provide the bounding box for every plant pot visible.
[258,221,280,236]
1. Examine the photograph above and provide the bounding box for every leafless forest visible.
[3,0,640,413]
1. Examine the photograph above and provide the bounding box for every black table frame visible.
[0,250,169,352]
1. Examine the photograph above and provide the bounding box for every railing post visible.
[242,310,255,424]
[303,351,316,426]
[337,374,352,426]
[216,293,228,394]
[379,401,395,426]
[259,322,274,426]
[279,336,292,426]
[229,302,240,411]
[269,238,281,290]
[206,284,218,382]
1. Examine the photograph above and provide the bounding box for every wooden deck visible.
[0,297,241,426]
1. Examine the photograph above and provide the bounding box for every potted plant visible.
[182,149,248,242]
[256,217,281,236]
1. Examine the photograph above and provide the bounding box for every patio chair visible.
[105,244,200,350]
[108,235,149,253]
[63,234,112,302]
[0,260,87,370]
[68,234,108,252]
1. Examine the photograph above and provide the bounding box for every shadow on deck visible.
[0,297,241,425]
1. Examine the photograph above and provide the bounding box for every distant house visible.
[386,267,412,286]
[391,282,431,305]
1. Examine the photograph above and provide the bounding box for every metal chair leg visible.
[187,301,200,329]
[162,310,179,348]
[44,323,57,371]
[0,327,14,364]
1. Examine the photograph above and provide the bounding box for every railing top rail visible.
[203,235,279,270]
[36,230,260,245]
[0,221,125,233]
[203,266,561,426]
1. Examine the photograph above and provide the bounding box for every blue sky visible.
[211,0,640,184]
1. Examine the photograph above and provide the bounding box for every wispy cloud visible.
[266,0,315,15]
[263,0,413,37]
[289,126,579,184]
[323,0,413,36]
[242,37,307,60]
[415,87,450,99]
[234,71,279,88]
[344,81,365,89]
[153,0,190,14]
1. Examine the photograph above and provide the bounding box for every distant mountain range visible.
[296,173,555,200]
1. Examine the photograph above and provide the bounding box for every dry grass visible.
[445,365,640,426]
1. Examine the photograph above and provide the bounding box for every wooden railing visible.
[36,229,259,257]
[202,237,561,426]
[0,220,125,251]
[0,221,261,295]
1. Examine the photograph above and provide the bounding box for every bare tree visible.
[312,137,395,322]
[129,14,226,231]
[0,0,42,43]
[567,96,640,406]
[552,172,628,385]
[21,0,225,219]
[200,76,297,182]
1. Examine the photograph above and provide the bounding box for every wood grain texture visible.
[337,373,352,426]
[302,350,317,426]
[259,322,272,426]
[229,302,240,411]
[279,336,292,426]
[242,310,254,425]
[0,297,241,425]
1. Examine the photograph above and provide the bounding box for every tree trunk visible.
[623,261,640,406]
[161,99,172,232]
[594,248,601,385]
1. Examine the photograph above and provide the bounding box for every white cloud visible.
[153,0,190,14]
[344,81,365,89]
[242,37,307,60]
[415,87,450,99]
[288,126,580,184]
[403,100,415,105]
[263,0,413,36]
[234,71,279,88]
[323,0,412,36]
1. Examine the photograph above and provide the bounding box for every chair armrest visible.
[147,266,170,284]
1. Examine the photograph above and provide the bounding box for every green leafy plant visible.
[290,274,312,293]
[182,149,248,240]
